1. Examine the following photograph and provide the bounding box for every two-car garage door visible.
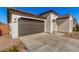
[18,18,44,36]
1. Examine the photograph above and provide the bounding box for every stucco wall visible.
[53,21,57,32]
[51,13,58,33]
[40,13,52,33]
[41,12,58,33]
[69,16,73,32]
[11,14,19,39]
[56,18,69,32]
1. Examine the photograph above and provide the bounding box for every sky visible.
[0,7,79,24]
[0,7,7,23]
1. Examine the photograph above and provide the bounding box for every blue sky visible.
[0,7,7,23]
[0,7,79,24]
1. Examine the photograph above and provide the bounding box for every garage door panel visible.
[19,25,44,30]
[19,29,43,34]
[18,19,44,36]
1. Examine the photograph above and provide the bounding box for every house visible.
[7,8,77,39]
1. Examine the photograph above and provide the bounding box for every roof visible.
[7,8,46,19]
[57,14,71,19]
[39,10,59,15]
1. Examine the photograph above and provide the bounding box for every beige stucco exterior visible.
[41,12,74,33]
[40,12,52,33]
[40,12,58,33]
[51,13,58,33]
[8,8,76,39]
[69,16,74,33]
[56,18,69,33]
[55,15,74,33]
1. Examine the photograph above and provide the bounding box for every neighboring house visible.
[7,8,77,39]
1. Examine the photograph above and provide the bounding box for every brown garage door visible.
[18,18,44,36]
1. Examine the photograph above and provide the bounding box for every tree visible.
[76,24,79,31]
[0,22,2,24]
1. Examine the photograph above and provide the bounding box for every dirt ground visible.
[0,35,28,52]
[64,32,79,39]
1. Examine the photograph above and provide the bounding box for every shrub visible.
[76,24,79,31]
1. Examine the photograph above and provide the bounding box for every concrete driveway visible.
[19,33,79,52]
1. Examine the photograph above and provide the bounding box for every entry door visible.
[18,18,44,36]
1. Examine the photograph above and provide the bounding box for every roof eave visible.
[7,8,46,19]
